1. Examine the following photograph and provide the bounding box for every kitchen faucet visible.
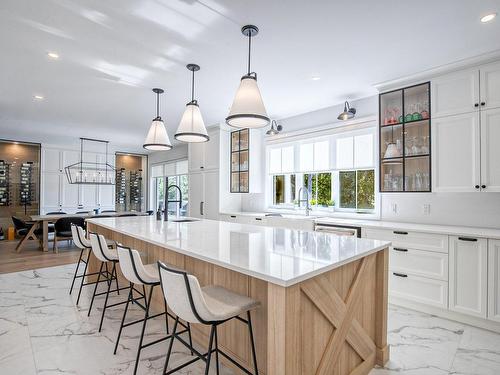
[297,186,311,216]
[164,184,182,221]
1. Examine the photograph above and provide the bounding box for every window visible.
[339,170,375,210]
[268,128,376,213]
[151,160,189,216]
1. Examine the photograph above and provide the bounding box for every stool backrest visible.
[116,245,158,285]
[158,261,213,324]
[71,224,90,249]
[89,232,114,262]
[55,216,85,234]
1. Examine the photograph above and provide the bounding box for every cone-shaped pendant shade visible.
[226,75,270,129]
[143,118,172,151]
[175,102,209,143]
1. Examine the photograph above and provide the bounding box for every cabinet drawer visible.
[390,272,448,308]
[390,248,448,281]
[363,228,448,253]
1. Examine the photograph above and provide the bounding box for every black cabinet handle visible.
[393,272,408,278]
[481,102,486,106]
[230,215,236,218]
[255,217,262,221]
[475,185,480,189]
[458,237,477,242]
[393,247,408,252]
[474,103,479,107]
[393,231,408,235]
[200,166,204,169]
[481,185,486,189]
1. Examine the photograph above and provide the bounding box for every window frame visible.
[266,124,379,217]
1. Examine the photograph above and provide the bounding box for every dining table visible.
[16,211,148,253]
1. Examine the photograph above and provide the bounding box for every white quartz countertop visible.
[222,211,500,239]
[86,216,390,287]
[313,217,500,239]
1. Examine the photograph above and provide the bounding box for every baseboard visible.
[389,296,500,333]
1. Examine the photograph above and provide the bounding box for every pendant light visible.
[226,25,270,129]
[175,64,209,143]
[143,88,172,151]
[266,120,283,136]
[337,101,356,121]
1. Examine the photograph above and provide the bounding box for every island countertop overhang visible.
[86,216,391,287]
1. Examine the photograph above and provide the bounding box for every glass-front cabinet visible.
[379,82,431,192]
[230,129,249,193]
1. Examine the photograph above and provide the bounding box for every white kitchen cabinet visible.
[188,129,220,172]
[432,112,481,192]
[42,148,62,172]
[42,172,61,212]
[390,272,448,309]
[188,171,219,220]
[363,228,448,253]
[390,248,448,281]
[431,69,479,118]
[488,239,500,323]
[449,236,488,318]
[480,108,500,192]
[480,61,500,111]
[203,170,219,220]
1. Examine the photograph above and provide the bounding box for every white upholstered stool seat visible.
[201,285,260,322]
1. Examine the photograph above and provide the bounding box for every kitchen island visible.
[86,216,391,375]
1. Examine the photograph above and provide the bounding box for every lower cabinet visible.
[390,272,448,308]
[449,236,488,318]
[488,239,500,322]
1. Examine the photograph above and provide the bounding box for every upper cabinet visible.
[379,82,431,192]
[432,61,500,118]
[480,61,500,111]
[432,112,481,192]
[431,69,479,118]
[431,61,500,192]
[188,128,220,172]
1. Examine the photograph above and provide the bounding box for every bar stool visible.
[115,245,192,375]
[88,232,129,331]
[158,261,260,375]
[70,224,96,304]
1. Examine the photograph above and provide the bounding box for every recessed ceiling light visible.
[47,52,59,59]
[481,13,497,23]
[34,95,44,100]
[311,76,321,81]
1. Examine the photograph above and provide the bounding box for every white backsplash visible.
[381,192,500,229]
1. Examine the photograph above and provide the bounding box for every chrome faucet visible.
[298,186,311,216]
[164,184,182,221]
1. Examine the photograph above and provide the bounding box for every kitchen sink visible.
[169,218,199,223]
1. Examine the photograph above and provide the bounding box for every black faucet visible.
[164,184,182,221]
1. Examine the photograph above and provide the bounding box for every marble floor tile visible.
[1,264,500,375]
[450,325,500,375]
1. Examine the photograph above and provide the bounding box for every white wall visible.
[148,144,188,165]
[249,95,500,229]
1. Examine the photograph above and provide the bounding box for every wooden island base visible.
[88,222,389,375]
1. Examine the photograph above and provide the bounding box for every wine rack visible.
[19,162,34,206]
[0,160,11,206]
[129,169,142,211]
[115,168,126,207]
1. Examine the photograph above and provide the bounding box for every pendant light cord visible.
[156,91,160,118]
[247,32,252,75]
[191,68,195,102]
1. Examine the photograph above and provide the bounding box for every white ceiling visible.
[1,0,500,152]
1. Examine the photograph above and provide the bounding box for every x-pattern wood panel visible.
[301,256,377,375]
